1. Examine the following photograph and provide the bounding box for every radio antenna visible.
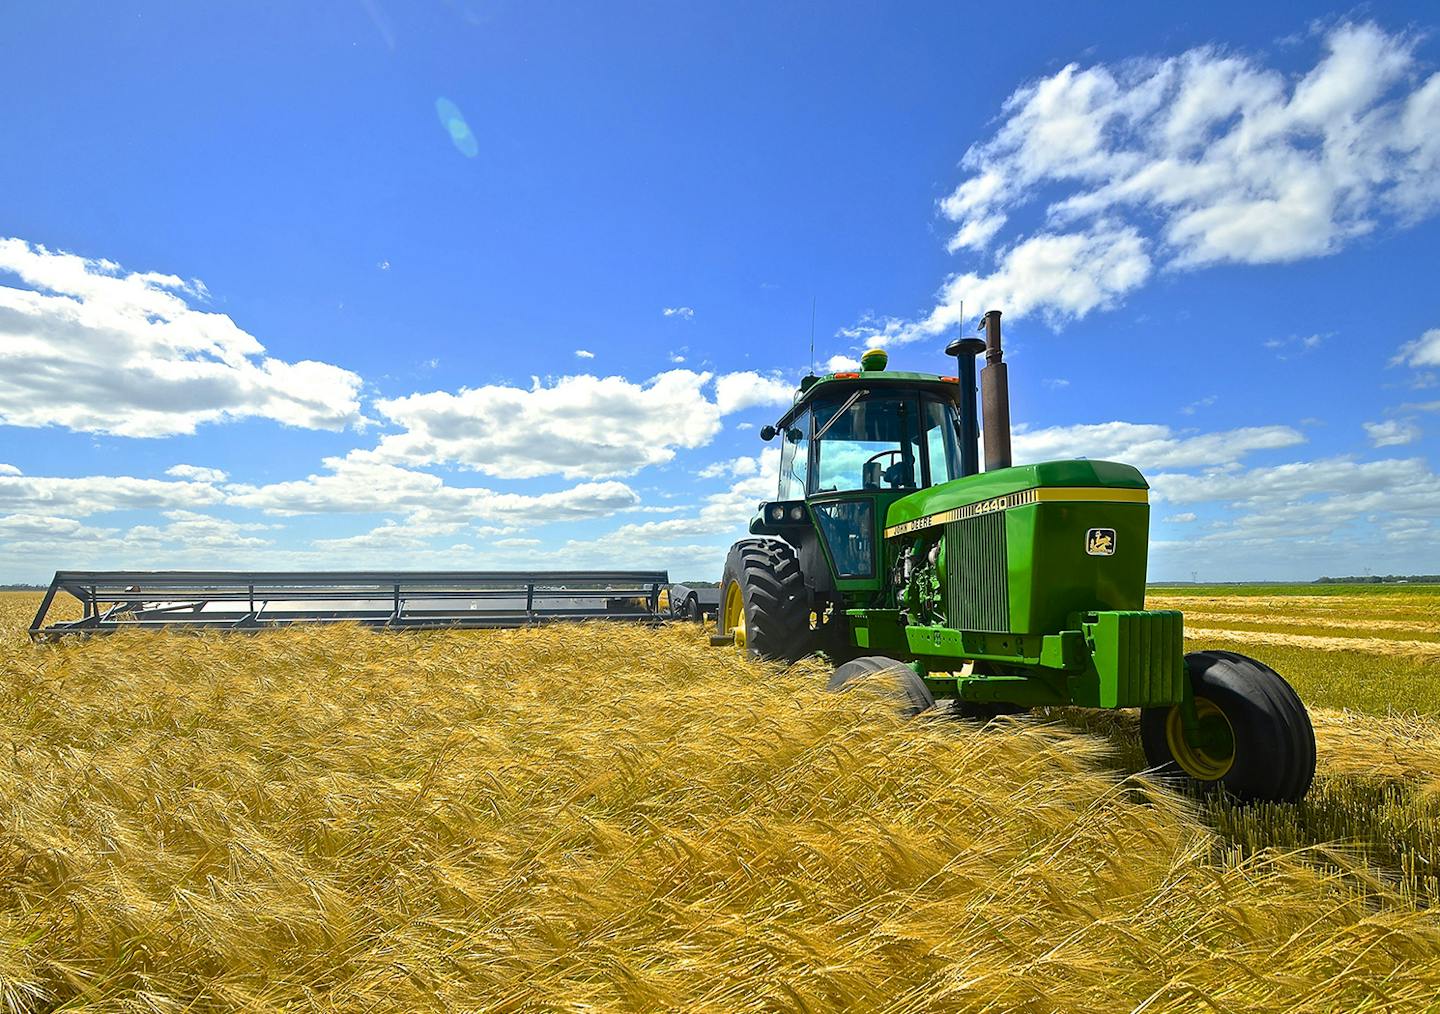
[809,295,817,374]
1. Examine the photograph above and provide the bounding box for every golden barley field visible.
[2,588,1440,1013]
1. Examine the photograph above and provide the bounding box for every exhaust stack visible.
[980,310,1012,472]
[945,335,987,477]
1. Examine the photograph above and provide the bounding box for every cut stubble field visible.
[1,588,1439,1012]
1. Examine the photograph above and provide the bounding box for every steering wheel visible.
[862,449,913,489]
[863,449,902,471]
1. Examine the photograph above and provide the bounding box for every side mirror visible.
[760,425,777,441]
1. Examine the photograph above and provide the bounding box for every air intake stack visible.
[980,309,1012,472]
[945,334,987,477]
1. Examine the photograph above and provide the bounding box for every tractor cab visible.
[782,384,963,496]
[753,350,965,588]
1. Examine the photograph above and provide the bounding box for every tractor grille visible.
[944,512,1010,632]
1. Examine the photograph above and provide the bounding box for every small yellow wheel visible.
[1164,696,1235,780]
[717,539,812,661]
[1141,650,1315,802]
[722,579,747,650]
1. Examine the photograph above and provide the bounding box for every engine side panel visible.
[885,460,1151,635]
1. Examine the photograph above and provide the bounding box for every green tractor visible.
[717,310,1315,803]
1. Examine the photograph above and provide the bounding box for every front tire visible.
[1141,650,1315,802]
[828,655,934,717]
[719,539,813,661]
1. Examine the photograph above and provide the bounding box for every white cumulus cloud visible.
[698,455,761,480]
[0,470,226,517]
[1394,327,1440,368]
[0,238,364,436]
[1150,456,1440,511]
[362,371,723,479]
[166,464,229,482]
[225,455,640,525]
[856,22,1440,345]
[713,371,795,416]
[554,447,781,563]
[1011,420,1305,471]
[0,510,277,569]
[1143,454,1440,579]
[359,370,793,480]
[1363,419,1420,447]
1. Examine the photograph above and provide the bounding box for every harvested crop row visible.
[3,597,1440,1012]
[1186,626,1440,661]
[1149,593,1440,625]
[1311,708,1440,784]
[1186,636,1440,717]
[1166,609,1440,638]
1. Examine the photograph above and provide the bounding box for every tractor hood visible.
[882,460,1151,635]
[883,459,1148,538]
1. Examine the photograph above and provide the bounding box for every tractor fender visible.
[793,529,836,598]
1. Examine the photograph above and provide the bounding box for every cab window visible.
[812,392,922,493]
[922,396,962,483]
[777,408,810,499]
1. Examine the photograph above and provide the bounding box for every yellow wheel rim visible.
[1165,696,1236,780]
[723,581,746,650]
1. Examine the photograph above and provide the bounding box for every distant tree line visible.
[1315,575,1440,584]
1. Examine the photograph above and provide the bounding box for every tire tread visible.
[829,655,934,716]
[721,538,812,662]
[1140,650,1315,803]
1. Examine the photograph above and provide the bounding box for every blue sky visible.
[2,1,1439,583]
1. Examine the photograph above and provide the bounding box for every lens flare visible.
[434,97,478,158]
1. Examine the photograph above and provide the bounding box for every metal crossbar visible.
[28,570,670,640]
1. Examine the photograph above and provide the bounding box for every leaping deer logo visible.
[1086,529,1115,556]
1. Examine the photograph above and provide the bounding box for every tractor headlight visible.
[764,502,806,525]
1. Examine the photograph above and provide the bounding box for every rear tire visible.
[828,655,934,717]
[719,539,813,662]
[1140,650,1315,803]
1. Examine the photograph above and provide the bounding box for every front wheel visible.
[828,655,934,717]
[719,539,813,661]
[1140,650,1315,802]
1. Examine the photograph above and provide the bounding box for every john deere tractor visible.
[718,311,1315,803]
